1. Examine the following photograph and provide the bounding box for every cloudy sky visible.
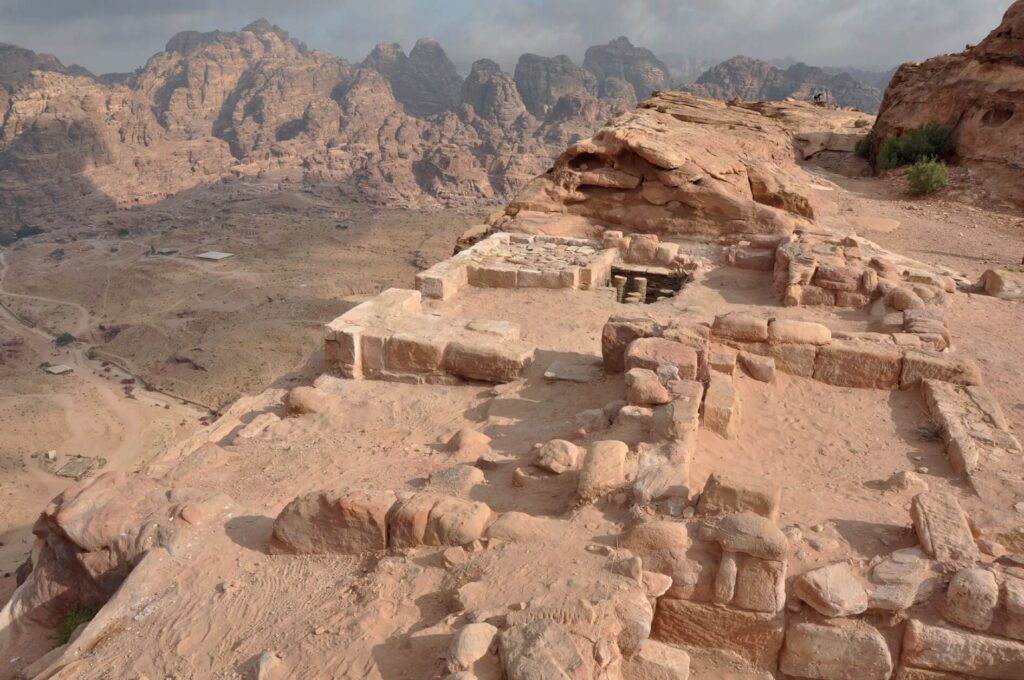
[0,0,1011,75]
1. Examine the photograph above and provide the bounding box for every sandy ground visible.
[1,153,1023,678]
[0,181,476,609]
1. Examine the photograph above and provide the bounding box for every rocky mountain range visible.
[681,55,884,113]
[0,22,668,229]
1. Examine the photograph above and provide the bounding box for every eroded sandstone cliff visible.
[0,27,657,229]
[873,0,1024,206]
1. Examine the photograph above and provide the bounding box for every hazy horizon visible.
[0,0,1012,76]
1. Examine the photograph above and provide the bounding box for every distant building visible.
[196,251,234,261]
[45,364,74,375]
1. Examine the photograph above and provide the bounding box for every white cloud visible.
[0,0,1011,75]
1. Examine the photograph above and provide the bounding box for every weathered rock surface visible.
[793,562,869,618]
[2,472,225,659]
[496,92,830,239]
[780,622,893,680]
[270,489,396,555]
[873,1,1024,206]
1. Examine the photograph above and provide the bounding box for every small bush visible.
[855,131,875,159]
[914,422,945,442]
[854,119,870,128]
[55,332,76,347]
[907,159,948,195]
[56,606,97,646]
[877,123,954,170]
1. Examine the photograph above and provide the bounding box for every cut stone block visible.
[781,622,893,680]
[386,331,447,373]
[697,472,782,521]
[714,551,740,604]
[578,440,628,501]
[708,344,739,375]
[625,337,699,380]
[416,261,468,300]
[910,492,979,568]
[712,313,769,342]
[602,313,661,373]
[768,319,832,345]
[901,620,1024,679]
[813,340,902,389]
[704,372,740,439]
[652,599,784,670]
[900,351,982,389]
[443,340,534,383]
[739,352,776,382]
[868,548,940,611]
[734,556,786,613]
[651,382,704,442]
[467,263,518,288]
[793,562,869,617]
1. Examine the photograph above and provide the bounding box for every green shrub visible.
[56,606,97,646]
[877,123,954,170]
[907,159,948,195]
[854,119,870,128]
[854,131,875,159]
[55,332,76,347]
[14,225,44,239]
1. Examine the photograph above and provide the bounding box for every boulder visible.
[269,489,397,555]
[578,441,629,501]
[424,497,494,546]
[389,492,444,549]
[626,368,672,406]
[780,622,893,680]
[534,439,584,474]
[793,562,870,617]
[942,568,999,632]
[447,427,492,458]
[448,622,498,673]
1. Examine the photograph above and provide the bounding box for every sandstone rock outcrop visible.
[0,472,227,662]
[494,92,828,238]
[873,0,1024,206]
